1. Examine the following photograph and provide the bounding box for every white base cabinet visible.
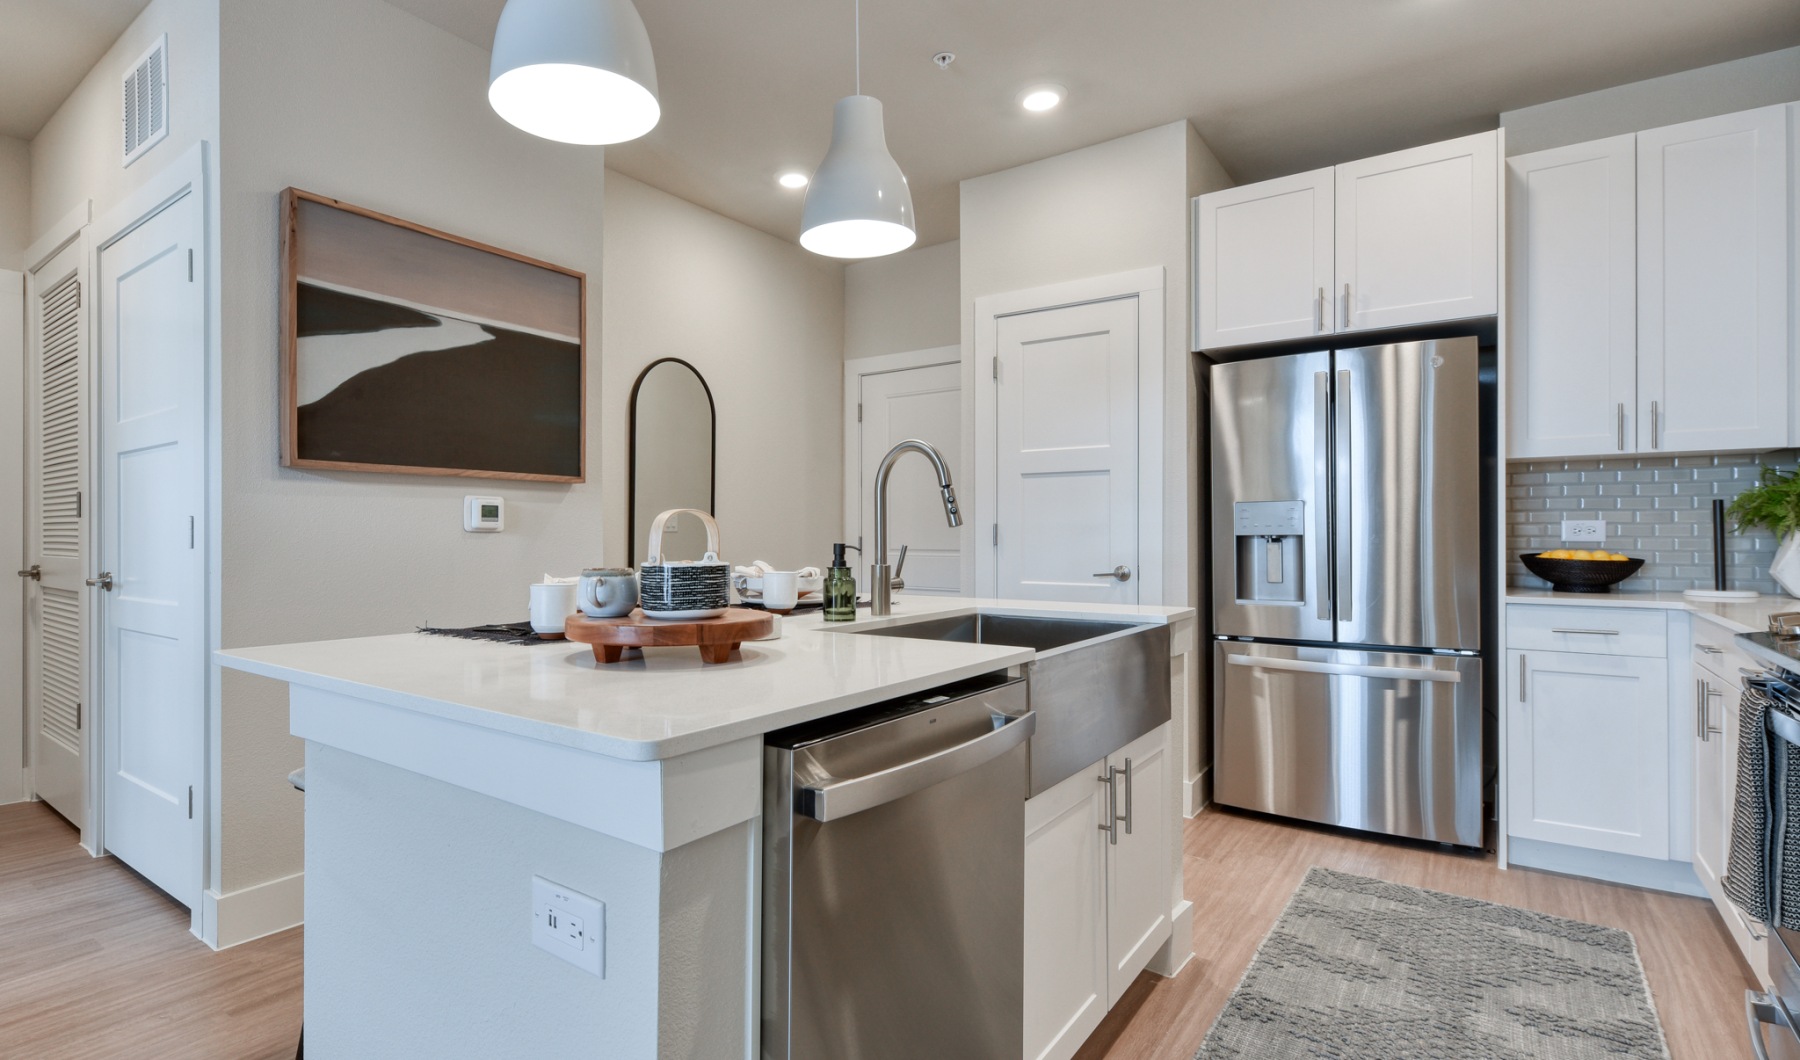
[1024,724,1173,1060]
[1692,619,1771,980]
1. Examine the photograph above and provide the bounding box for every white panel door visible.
[1022,759,1108,1060]
[1506,650,1670,860]
[1336,131,1499,331]
[1691,664,1728,895]
[1194,167,1335,350]
[1637,105,1790,453]
[25,237,91,826]
[857,360,963,595]
[995,298,1138,603]
[1506,136,1638,459]
[1104,724,1171,1007]
[97,188,205,905]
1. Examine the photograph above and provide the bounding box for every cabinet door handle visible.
[1704,683,1724,737]
[1117,757,1134,837]
[1342,282,1351,329]
[1651,400,1660,449]
[1097,766,1118,845]
[1617,403,1625,451]
[1698,644,1724,655]
[1518,654,1526,702]
[1697,678,1706,741]
[1315,287,1325,333]
[1550,628,1619,636]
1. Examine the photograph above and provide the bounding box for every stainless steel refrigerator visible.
[1210,337,1484,847]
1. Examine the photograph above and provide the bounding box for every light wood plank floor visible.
[1079,807,1755,1060]
[0,801,303,1060]
[0,799,1755,1059]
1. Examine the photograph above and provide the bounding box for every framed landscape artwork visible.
[279,188,586,481]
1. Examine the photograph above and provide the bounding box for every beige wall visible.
[1502,45,1800,156]
[844,239,959,360]
[28,0,221,245]
[0,136,28,270]
[601,170,845,572]
[218,0,610,896]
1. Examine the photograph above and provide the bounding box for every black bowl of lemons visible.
[1520,549,1645,593]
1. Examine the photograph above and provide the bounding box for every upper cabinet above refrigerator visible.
[1192,131,1500,352]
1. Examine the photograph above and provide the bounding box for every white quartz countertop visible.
[216,595,1195,762]
[1506,589,1800,635]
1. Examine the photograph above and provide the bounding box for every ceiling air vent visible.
[122,35,169,168]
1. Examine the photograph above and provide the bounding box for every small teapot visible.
[639,509,730,620]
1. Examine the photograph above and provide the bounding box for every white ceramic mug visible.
[578,568,640,619]
[529,582,578,634]
[761,571,800,613]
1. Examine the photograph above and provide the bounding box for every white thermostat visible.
[464,495,504,533]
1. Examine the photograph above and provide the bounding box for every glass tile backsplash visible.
[1507,451,1799,594]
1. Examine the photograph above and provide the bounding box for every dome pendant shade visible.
[799,96,916,259]
[488,0,660,145]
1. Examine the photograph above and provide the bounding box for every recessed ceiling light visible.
[1020,84,1064,113]
[779,172,810,189]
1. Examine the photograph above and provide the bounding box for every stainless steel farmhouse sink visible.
[846,613,1170,796]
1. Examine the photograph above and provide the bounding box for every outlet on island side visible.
[1561,518,1607,545]
[532,876,604,977]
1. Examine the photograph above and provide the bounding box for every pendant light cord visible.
[854,0,861,96]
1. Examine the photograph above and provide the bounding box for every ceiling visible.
[0,0,153,140]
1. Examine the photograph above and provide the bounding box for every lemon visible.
[1542,549,1571,560]
[1607,553,1630,562]
[1570,550,1595,560]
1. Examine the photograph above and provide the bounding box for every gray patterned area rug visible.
[1195,867,1671,1060]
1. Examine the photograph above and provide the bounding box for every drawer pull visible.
[1550,628,1620,636]
[1698,645,1724,655]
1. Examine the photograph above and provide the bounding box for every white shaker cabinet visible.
[1022,723,1173,1060]
[1691,623,1770,979]
[1506,645,1670,860]
[1335,131,1500,332]
[1192,131,1499,351]
[1193,168,1334,350]
[1637,106,1791,454]
[1505,136,1638,459]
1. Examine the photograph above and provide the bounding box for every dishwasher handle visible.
[798,710,1037,822]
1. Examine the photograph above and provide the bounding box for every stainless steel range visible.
[1209,337,1486,847]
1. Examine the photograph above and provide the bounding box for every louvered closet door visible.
[26,237,90,827]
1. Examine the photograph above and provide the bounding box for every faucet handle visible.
[891,545,909,591]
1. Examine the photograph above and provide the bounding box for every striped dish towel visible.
[1724,679,1800,929]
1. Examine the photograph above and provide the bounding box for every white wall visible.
[1502,45,1800,156]
[0,136,29,270]
[217,0,609,903]
[600,170,845,572]
[844,239,959,360]
[28,0,221,247]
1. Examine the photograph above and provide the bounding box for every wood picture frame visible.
[279,188,587,482]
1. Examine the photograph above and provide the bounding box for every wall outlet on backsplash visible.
[1561,518,1606,544]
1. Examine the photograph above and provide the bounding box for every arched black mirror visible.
[628,358,717,566]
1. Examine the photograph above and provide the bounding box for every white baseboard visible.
[201,871,304,950]
[1150,899,1195,978]
[1506,837,1706,898]
[1184,765,1211,818]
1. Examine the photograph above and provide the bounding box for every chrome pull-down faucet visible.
[871,439,960,616]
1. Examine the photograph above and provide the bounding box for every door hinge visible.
[992,523,999,546]
[75,491,82,519]
[856,402,862,423]
[189,515,195,549]
[188,786,194,819]
[187,249,194,282]
[75,702,81,730]
[992,357,1000,381]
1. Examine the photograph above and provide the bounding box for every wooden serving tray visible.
[563,608,774,665]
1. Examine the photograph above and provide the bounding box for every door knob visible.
[1092,565,1132,582]
[16,565,40,581]
[85,572,113,591]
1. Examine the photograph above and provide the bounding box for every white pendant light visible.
[488,0,661,146]
[799,0,916,259]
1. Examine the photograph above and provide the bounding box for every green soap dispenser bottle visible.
[824,543,859,622]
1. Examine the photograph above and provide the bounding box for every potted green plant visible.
[1727,465,1800,596]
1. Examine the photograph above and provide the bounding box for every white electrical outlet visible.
[532,876,604,977]
[1562,518,1607,544]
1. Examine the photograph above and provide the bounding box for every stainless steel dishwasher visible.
[762,672,1034,1060]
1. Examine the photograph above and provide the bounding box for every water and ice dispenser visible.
[1233,501,1305,604]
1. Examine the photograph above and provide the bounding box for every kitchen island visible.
[217,596,1196,1059]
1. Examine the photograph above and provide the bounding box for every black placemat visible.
[418,621,552,644]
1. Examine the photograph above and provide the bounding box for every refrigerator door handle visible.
[1334,369,1353,623]
[1226,653,1464,683]
[1315,371,1332,621]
